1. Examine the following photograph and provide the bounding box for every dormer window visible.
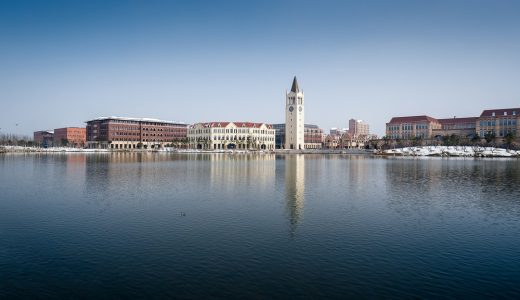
[514,111,517,116]
[492,112,496,117]
[504,112,507,116]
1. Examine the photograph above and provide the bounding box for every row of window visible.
[490,111,517,117]
[442,123,475,130]
[190,136,274,142]
[191,128,274,134]
[388,124,429,131]
[479,129,517,137]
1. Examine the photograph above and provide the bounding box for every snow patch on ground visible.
[380,146,519,157]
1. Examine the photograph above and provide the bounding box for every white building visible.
[285,76,305,150]
[188,121,276,150]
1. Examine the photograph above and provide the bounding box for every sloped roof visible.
[480,108,520,117]
[437,117,477,125]
[88,116,186,125]
[290,76,299,93]
[388,115,438,124]
[198,122,273,129]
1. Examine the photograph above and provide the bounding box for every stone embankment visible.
[377,146,520,157]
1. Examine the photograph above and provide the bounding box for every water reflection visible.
[208,153,276,191]
[82,153,277,210]
[384,157,520,218]
[284,155,305,235]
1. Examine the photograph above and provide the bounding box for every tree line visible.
[0,133,34,146]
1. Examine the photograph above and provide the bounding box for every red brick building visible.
[86,117,188,149]
[33,130,54,147]
[54,127,86,147]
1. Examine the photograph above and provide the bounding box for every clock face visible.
[299,106,303,112]
[289,106,294,112]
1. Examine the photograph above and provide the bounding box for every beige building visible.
[386,116,442,139]
[188,122,275,150]
[476,108,519,138]
[348,119,369,136]
[433,117,477,138]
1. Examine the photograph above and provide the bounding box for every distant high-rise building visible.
[348,119,369,136]
[285,76,305,150]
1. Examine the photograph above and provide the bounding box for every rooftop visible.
[196,122,273,129]
[86,116,187,125]
[480,108,520,117]
[437,117,478,124]
[388,115,438,124]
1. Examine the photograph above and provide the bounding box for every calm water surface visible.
[1,153,520,299]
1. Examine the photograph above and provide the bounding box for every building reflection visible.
[284,154,305,236]
[208,153,276,191]
[83,152,277,210]
[384,157,520,217]
[64,154,87,190]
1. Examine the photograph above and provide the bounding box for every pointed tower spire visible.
[290,76,299,93]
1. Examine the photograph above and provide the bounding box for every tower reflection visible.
[284,154,305,236]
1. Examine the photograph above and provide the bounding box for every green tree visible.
[504,132,516,149]
[471,134,481,145]
[484,133,496,145]
[411,136,422,146]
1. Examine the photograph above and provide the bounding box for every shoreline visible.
[0,146,372,155]
[2,145,519,158]
[375,146,520,158]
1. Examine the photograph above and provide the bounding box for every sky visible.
[1,0,519,136]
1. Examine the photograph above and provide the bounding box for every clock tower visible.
[285,76,305,150]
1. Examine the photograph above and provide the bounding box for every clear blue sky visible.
[1,0,519,136]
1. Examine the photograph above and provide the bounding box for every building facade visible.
[86,117,188,149]
[386,116,442,139]
[33,130,54,147]
[273,123,324,149]
[285,77,305,150]
[187,122,275,150]
[348,119,370,136]
[476,108,519,138]
[434,117,477,138]
[54,127,86,147]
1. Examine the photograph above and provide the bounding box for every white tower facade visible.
[285,76,305,150]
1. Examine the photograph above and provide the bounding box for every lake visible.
[1,153,520,298]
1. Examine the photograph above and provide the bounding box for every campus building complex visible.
[386,107,520,141]
[86,117,188,149]
[187,122,275,150]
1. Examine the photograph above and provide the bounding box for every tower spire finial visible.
[291,76,299,93]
